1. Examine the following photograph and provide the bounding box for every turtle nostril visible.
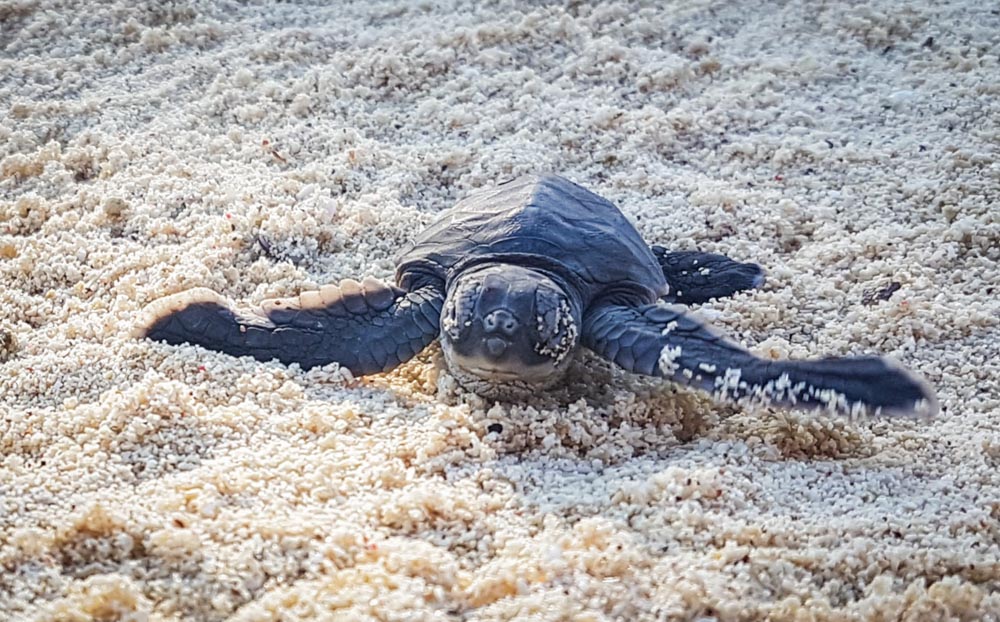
[485,337,507,357]
[484,310,519,336]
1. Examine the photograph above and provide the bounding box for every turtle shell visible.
[396,175,667,305]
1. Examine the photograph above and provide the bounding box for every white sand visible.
[2,1,999,619]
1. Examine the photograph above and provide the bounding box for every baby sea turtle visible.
[138,175,937,416]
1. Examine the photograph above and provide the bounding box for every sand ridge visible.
[2,1,999,620]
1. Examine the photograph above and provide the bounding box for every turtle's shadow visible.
[514,351,724,449]
[313,344,885,466]
[365,348,723,463]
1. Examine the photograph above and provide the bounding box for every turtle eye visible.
[443,279,479,341]
[534,287,578,365]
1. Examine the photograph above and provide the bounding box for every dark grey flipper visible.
[582,302,938,417]
[651,246,765,304]
[138,277,444,376]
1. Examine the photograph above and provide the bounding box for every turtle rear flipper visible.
[137,277,444,376]
[652,247,765,304]
[582,301,938,417]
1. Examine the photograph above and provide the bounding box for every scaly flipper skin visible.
[652,247,765,304]
[137,277,444,376]
[582,301,939,417]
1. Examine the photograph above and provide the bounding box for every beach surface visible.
[2,1,999,619]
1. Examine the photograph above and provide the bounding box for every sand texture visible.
[2,0,999,620]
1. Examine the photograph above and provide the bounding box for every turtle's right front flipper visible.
[582,301,938,417]
[137,277,444,376]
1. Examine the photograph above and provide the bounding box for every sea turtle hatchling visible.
[138,175,937,416]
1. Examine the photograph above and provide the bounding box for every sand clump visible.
[2,1,999,620]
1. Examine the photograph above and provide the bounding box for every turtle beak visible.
[485,337,507,357]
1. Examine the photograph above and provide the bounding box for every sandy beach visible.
[2,0,999,619]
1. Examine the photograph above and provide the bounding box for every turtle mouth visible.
[466,365,525,381]
[442,339,569,388]
[446,360,573,401]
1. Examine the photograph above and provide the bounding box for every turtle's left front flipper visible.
[137,277,444,376]
[582,301,938,417]
[652,246,765,304]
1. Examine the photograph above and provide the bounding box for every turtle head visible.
[440,264,580,396]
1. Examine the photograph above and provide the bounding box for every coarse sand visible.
[1,1,999,620]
